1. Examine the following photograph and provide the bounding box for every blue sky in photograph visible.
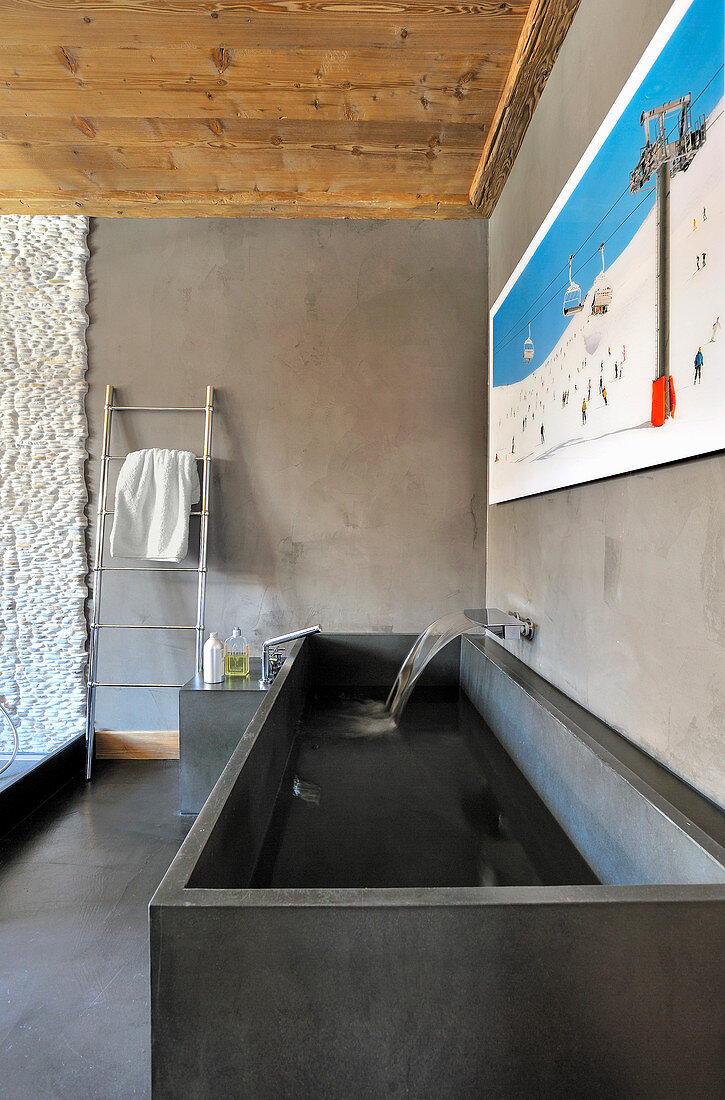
[492,0,724,388]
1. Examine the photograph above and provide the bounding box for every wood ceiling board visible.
[0,117,487,150]
[1,2,533,50]
[0,115,482,193]
[0,88,501,126]
[0,151,480,195]
[0,190,481,219]
[469,0,580,213]
[0,45,519,84]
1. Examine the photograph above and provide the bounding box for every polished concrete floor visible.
[0,761,191,1099]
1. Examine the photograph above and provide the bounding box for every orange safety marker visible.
[651,376,666,426]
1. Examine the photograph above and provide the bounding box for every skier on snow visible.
[694,347,703,384]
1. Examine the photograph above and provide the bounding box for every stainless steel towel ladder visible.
[84,385,214,779]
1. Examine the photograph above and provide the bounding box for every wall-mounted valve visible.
[509,611,536,641]
[464,608,535,642]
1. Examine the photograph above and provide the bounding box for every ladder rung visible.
[104,455,209,462]
[101,509,207,516]
[97,567,202,574]
[108,405,208,412]
[92,623,199,630]
[91,682,185,689]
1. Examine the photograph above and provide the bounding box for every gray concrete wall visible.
[487,0,725,808]
[85,218,487,728]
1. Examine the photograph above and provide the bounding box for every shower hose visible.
[0,701,19,777]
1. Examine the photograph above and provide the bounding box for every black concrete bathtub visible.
[151,634,725,1099]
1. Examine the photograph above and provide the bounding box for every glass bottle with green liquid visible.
[224,627,249,678]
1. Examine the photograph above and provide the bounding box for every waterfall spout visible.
[386,609,533,720]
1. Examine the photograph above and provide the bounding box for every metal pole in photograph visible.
[630,93,706,425]
[656,158,671,418]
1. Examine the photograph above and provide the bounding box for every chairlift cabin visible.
[591,243,613,314]
[523,322,534,363]
[563,254,584,316]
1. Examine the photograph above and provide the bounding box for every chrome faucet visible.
[260,624,322,687]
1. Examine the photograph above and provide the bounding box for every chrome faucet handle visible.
[268,647,285,675]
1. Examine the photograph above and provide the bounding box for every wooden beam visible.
[468,0,580,215]
[0,188,484,218]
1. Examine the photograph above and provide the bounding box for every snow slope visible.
[490,98,724,503]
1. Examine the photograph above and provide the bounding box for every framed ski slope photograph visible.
[489,0,724,504]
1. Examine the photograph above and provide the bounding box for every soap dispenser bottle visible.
[203,632,224,684]
[224,627,249,678]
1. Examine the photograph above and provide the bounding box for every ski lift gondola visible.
[563,254,584,316]
[591,243,613,314]
[523,321,534,363]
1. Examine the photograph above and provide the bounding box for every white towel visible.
[110,449,200,562]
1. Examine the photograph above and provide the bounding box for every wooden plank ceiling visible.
[0,1,580,218]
